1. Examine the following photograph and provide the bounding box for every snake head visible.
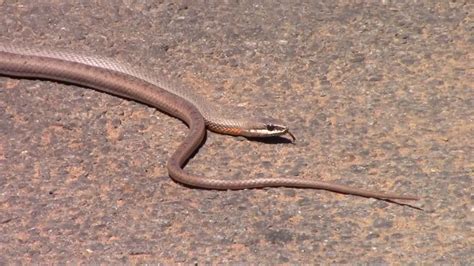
[243,119,296,142]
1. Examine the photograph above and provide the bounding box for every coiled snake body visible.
[0,43,418,201]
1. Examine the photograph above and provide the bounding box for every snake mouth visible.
[285,130,296,142]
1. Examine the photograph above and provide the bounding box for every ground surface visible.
[0,0,472,264]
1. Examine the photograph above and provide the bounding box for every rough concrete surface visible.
[0,0,472,264]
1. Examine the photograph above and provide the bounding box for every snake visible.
[0,43,418,201]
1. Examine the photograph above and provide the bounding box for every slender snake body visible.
[0,44,418,200]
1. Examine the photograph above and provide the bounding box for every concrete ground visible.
[0,1,472,264]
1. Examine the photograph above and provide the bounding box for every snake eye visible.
[266,124,276,131]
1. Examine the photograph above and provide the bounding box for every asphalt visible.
[0,1,472,264]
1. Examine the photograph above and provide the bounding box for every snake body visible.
[0,43,418,200]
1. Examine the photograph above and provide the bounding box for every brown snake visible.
[0,43,418,201]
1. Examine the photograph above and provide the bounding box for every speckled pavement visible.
[0,1,472,264]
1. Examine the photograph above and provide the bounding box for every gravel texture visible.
[0,1,472,264]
